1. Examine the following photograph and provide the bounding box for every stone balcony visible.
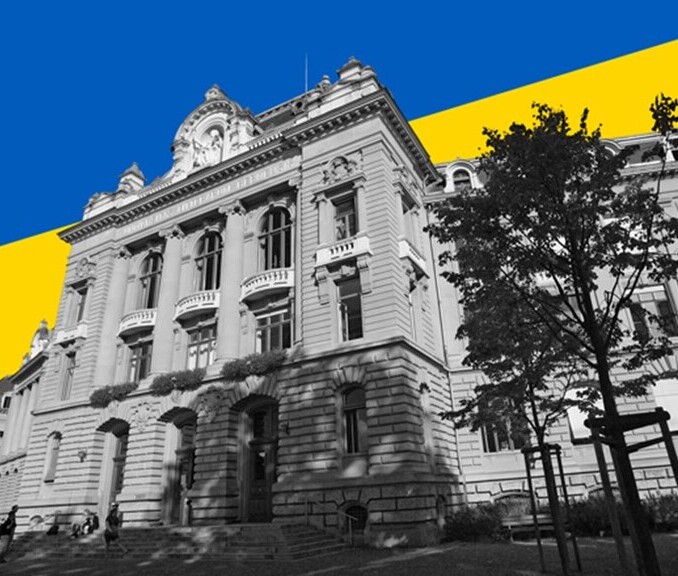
[398,239,428,277]
[240,268,294,303]
[117,309,157,337]
[174,290,220,322]
[315,234,372,268]
[54,322,88,345]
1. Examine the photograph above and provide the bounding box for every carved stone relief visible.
[129,401,158,432]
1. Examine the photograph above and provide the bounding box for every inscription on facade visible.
[120,158,299,237]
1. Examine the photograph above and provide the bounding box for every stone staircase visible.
[10,523,347,561]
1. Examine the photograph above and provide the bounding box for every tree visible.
[427,95,678,576]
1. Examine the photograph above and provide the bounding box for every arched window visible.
[452,169,472,191]
[139,252,163,309]
[44,432,62,482]
[259,208,292,270]
[195,232,223,291]
[342,387,367,454]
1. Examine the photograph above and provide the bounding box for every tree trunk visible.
[595,348,660,576]
[541,444,571,576]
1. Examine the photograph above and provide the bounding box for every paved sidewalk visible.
[1,534,677,575]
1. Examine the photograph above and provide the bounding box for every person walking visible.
[0,505,19,563]
[103,503,128,556]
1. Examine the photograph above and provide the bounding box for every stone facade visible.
[433,134,678,506]
[1,58,459,546]
[1,61,677,546]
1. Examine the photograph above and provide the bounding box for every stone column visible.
[216,202,245,361]
[93,246,131,386]
[151,226,185,374]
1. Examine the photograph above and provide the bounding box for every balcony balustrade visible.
[54,322,88,345]
[398,239,428,277]
[240,268,294,303]
[315,235,372,268]
[174,290,220,322]
[117,309,157,337]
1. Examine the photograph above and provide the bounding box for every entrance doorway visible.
[242,400,278,522]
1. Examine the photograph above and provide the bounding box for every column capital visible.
[159,224,185,240]
[218,200,245,217]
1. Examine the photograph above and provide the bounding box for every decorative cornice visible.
[60,89,440,245]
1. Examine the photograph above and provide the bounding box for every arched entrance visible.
[159,408,197,525]
[96,418,130,516]
[239,398,279,522]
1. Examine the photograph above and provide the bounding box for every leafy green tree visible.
[427,95,678,576]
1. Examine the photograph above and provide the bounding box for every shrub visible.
[89,382,138,409]
[643,493,678,532]
[220,350,287,382]
[149,368,206,397]
[443,504,507,542]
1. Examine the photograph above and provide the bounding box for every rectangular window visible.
[74,285,88,323]
[338,277,363,341]
[629,286,678,341]
[256,309,291,352]
[343,387,366,454]
[128,339,153,382]
[44,433,62,482]
[61,352,76,401]
[334,195,357,241]
[1,395,10,409]
[187,324,217,369]
[481,420,527,453]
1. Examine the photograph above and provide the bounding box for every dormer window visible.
[452,169,472,192]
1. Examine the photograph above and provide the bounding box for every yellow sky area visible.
[1,39,677,378]
[0,227,70,377]
[411,39,678,164]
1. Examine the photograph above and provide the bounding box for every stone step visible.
[11,523,347,561]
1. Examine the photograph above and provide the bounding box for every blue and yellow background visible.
[1,2,676,376]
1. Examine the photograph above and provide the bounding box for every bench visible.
[501,513,554,540]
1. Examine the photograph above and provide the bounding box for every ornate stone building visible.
[1,59,677,545]
[6,58,459,545]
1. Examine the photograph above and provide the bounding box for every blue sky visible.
[1,1,675,245]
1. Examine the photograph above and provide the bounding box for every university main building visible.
[1,59,676,545]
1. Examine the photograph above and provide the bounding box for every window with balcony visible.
[333,194,357,241]
[195,232,222,291]
[187,323,216,369]
[628,285,678,342]
[343,387,367,454]
[338,277,363,341]
[60,352,77,401]
[255,308,291,352]
[481,419,528,453]
[128,336,153,382]
[44,432,62,482]
[139,252,163,309]
[260,208,292,270]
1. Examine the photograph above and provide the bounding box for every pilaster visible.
[216,202,245,361]
[93,246,131,387]
[151,226,185,374]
